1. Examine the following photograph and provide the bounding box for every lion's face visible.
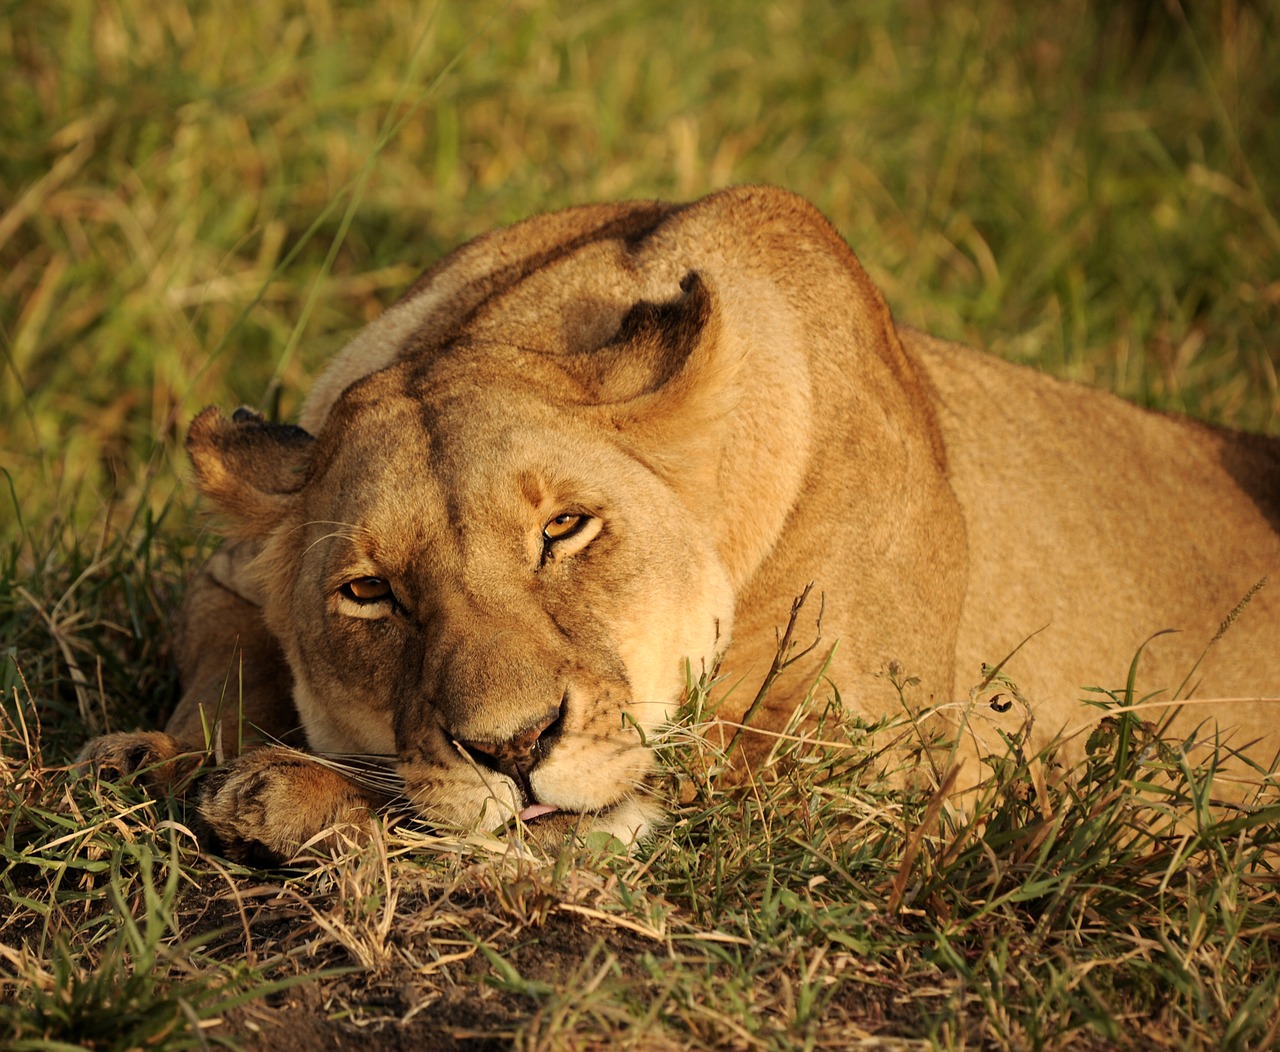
[195,348,734,842]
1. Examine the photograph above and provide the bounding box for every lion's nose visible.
[454,702,565,773]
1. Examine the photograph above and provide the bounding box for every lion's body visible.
[83,187,1279,860]
[917,334,1278,762]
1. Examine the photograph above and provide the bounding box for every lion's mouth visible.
[518,802,561,822]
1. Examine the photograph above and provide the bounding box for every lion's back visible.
[908,329,1279,761]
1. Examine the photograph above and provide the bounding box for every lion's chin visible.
[509,795,665,851]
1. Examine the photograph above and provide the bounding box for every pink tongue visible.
[519,803,560,821]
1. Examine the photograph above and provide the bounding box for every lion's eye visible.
[538,511,600,565]
[341,577,393,604]
[543,513,586,542]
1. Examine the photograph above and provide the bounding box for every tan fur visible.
[81,187,1280,861]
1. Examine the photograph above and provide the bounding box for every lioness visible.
[83,186,1280,861]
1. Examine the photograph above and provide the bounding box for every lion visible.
[81,186,1280,862]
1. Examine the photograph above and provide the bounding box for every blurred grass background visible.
[4,0,1277,546]
[4,4,1280,1046]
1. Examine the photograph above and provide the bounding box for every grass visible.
[3,0,1279,1047]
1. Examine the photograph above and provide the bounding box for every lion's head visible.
[186,272,756,843]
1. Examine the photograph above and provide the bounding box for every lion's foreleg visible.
[166,559,301,755]
[79,554,300,794]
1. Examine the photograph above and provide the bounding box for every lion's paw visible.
[76,731,205,792]
[197,747,380,865]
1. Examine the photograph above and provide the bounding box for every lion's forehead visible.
[293,397,645,571]
[312,377,644,505]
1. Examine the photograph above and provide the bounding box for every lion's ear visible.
[576,272,721,403]
[586,272,739,484]
[186,407,313,537]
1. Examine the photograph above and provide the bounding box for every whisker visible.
[302,527,370,558]
[310,752,405,796]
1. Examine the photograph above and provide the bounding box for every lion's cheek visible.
[271,595,403,757]
[284,643,400,755]
[290,678,396,755]
[609,538,735,732]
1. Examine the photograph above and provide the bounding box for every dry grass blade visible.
[886,763,960,915]
[727,582,823,757]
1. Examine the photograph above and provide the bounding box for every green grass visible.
[3,0,1279,1048]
